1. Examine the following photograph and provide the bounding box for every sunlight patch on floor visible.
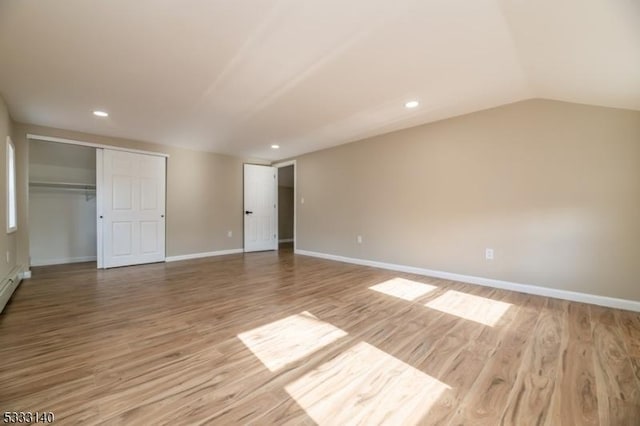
[424,290,511,326]
[285,341,450,425]
[369,277,438,301]
[238,311,347,372]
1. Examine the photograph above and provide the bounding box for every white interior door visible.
[244,164,277,252]
[101,149,166,268]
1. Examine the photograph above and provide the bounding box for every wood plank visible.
[500,298,565,425]
[591,305,640,425]
[616,309,640,385]
[545,302,598,425]
[446,294,545,425]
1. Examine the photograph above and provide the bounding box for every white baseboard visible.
[20,270,32,279]
[279,238,294,243]
[295,249,640,312]
[31,256,97,267]
[165,248,244,262]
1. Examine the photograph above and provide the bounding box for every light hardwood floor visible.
[1,247,639,425]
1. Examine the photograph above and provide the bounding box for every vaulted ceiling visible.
[0,0,638,160]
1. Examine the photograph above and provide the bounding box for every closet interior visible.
[28,140,97,266]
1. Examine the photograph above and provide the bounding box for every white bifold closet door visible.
[99,149,166,268]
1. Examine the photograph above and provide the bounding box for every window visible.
[6,137,17,233]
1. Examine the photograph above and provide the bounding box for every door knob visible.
[161,215,164,218]
[245,210,253,215]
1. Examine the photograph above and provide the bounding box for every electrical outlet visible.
[227,230,232,238]
[485,248,494,260]
[6,251,10,263]
[357,235,363,244]
[300,197,305,204]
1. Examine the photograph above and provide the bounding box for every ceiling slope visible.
[0,0,638,160]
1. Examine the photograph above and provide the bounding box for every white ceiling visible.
[0,0,638,161]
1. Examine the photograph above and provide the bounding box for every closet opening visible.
[274,161,296,252]
[27,134,169,271]
[28,140,97,267]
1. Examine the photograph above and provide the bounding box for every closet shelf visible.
[29,181,96,191]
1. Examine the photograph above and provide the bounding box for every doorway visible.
[274,160,296,251]
[277,165,294,250]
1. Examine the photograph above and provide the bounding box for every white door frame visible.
[96,149,104,268]
[272,160,296,252]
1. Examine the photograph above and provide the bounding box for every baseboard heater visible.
[0,266,23,314]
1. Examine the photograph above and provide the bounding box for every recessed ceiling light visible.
[93,110,109,117]
[404,100,419,109]
[271,144,280,149]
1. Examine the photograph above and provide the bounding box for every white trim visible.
[273,160,296,252]
[6,137,17,233]
[279,238,294,243]
[31,256,98,267]
[295,249,640,312]
[20,270,32,279]
[27,134,169,158]
[165,248,243,262]
[96,149,104,269]
[272,160,296,168]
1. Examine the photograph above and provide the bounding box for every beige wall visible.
[296,99,640,301]
[278,186,294,240]
[0,96,19,280]
[12,122,245,260]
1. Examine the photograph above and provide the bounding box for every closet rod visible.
[29,181,96,190]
